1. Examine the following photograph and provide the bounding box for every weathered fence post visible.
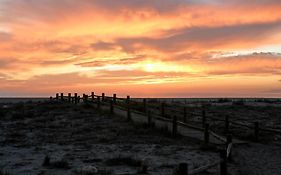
[78,96,81,103]
[102,93,105,101]
[226,134,233,161]
[85,95,88,103]
[220,149,227,175]
[161,103,165,118]
[68,93,71,103]
[91,92,95,101]
[173,116,178,137]
[204,123,209,145]
[113,94,117,104]
[183,107,187,123]
[126,96,131,121]
[82,94,86,102]
[254,122,259,141]
[56,93,59,100]
[227,134,232,145]
[60,93,64,101]
[143,99,147,112]
[225,116,229,134]
[82,94,88,103]
[202,109,206,128]
[126,95,130,104]
[97,96,101,109]
[74,93,78,104]
[110,100,114,114]
[178,163,188,175]
[50,96,53,101]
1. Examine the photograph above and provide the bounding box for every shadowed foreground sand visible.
[0,102,219,175]
[0,101,281,175]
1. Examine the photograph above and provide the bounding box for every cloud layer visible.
[0,0,281,97]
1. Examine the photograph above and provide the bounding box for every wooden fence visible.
[49,92,279,175]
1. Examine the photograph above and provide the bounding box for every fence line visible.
[51,92,281,140]
[51,92,243,175]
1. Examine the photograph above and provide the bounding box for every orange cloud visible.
[0,0,281,97]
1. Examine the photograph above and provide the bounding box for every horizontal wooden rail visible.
[52,92,281,142]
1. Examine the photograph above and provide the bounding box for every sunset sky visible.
[0,0,281,97]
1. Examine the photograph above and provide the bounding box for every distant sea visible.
[133,98,281,103]
[0,98,49,103]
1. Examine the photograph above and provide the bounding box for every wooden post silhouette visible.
[91,92,95,101]
[126,96,130,104]
[56,93,59,100]
[227,134,232,145]
[178,163,188,175]
[74,93,78,104]
[126,96,131,121]
[85,95,88,103]
[60,93,64,101]
[220,149,227,175]
[68,93,71,103]
[204,123,209,145]
[226,134,233,160]
[172,116,178,137]
[82,94,85,102]
[113,94,117,104]
[102,93,105,101]
[143,99,147,112]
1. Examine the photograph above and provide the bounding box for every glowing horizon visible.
[0,0,281,97]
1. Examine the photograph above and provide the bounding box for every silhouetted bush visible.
[42,155,70,169]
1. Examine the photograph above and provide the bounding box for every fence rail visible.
[50,92,281,175]
[51,92,281,140]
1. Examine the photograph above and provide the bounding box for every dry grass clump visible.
[42,155,70,169]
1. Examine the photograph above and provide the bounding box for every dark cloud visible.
[76,60,108,67]
[76,55,146,67]
[97,70,190,78]
[226,0,281,5]
[1,0,207,16]
[0,58,18,68]
[114,20,281,52]
[0,73,8,79]
[206,52,281,75]
[34,40,87,54]
[40,59,75,66]
[208,68,281,76]
[21,69,193,88]
[91,42,116,51]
